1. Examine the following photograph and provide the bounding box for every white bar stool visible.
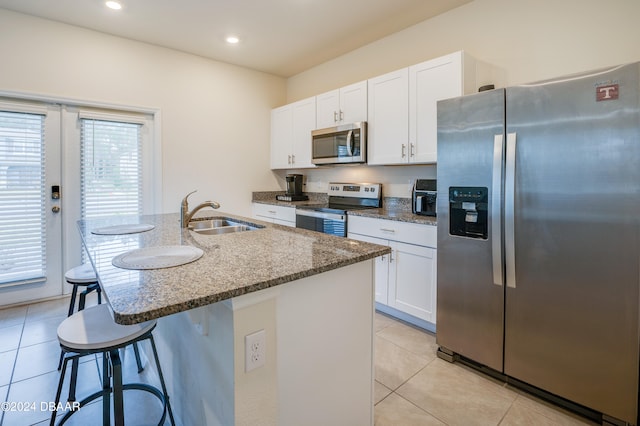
[64,264,102,317]
[51,304,175,426]
[59,265,144,400]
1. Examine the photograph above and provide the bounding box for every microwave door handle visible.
[346,130,353,156]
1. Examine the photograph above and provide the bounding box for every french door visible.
[0,101,63,306]
[0,99,158,307]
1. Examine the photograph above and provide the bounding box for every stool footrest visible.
[56,383,169,426]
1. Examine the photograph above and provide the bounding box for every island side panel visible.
[154,303,237,426]
[152,259,375,426]
[276,260,374,426]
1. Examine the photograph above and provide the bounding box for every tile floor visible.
[0,295,168,426]
[372,312,597,426]
[0,297,598,425]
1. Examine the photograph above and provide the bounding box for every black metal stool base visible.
[51,330,175,426]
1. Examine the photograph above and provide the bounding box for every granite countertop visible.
[252,192,437,226]
[251,191,328,208]
[78,212,390,325]
[347,207,437,226]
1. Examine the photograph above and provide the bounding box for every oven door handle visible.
[295,209,346,222]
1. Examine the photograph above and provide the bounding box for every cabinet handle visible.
[287,155,291,164]
[334,111,338,122]
[380,228,396,233]
[401,144,406,158]
[389,250,394,263]
[268,210,276,214]
[410,143,415,157]
[339,110,344,121]
[291,154,295,164]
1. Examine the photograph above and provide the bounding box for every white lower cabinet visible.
[348,216,437,325]
[252,203,296,227]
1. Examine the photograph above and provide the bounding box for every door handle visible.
[52,205,60,213]
[346,130,353,156]
[492,134,504,287]
[505,132,517,288]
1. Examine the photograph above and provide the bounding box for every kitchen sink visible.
[188,217,263,235]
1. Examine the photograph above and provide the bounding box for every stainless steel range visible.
[295,183,382,237]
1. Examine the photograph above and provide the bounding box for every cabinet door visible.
[347,233,389,304]
[291,97,316,168]
[270,105,293,169]
[388,241,437,323]
[409,52,463,164]
[339,81,368,124]
[252,203,296,227]
[316,89,340,129]
[367,69,409,165]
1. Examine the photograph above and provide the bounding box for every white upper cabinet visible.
[368,51,485,165]
[316,81,367,129]
[367,68,409,165]
[270,96,316,169]
[271,51,496,169]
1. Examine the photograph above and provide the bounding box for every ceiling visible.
[0,0,471,77]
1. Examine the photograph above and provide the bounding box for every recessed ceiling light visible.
[105,1,122,10]
[225,36,240,44]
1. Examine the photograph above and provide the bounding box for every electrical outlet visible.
[245,329,266,372]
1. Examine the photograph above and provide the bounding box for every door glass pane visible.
[81,119,142,219]
[0,111,46,286]
[80,119,143,265]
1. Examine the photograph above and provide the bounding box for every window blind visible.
[0,110,46,286]
[80,119,143,220]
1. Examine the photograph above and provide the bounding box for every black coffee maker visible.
[277,174,308,201]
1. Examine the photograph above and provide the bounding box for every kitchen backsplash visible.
[272,164,437,198]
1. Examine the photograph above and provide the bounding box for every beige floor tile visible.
[397,358,517,426]
[0,323,23,353]
[374,380,392,405]
[375,392,445,426]
[3,362,101,426]
[25,298,70,323]
[375,335,431,390]
[20,315,66,347]
[13,340,61,382]
[377,322,438,360]
[0,350,17,387]
[374,312,397,332]
[501,393,598,426]
[0,305,27,329]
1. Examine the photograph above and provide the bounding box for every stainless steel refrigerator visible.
[436,62,640,425]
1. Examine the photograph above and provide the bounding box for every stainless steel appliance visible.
[277,174,308,201]
[296,183,381,237]
[311,122,366,165]
[436,62,640,425]
[412,179,437,216]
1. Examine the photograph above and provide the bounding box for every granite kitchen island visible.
[78,212,389,426]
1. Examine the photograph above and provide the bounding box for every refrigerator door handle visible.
[492,134,504,287]
[505,132,517,288]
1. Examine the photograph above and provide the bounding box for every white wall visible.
[282,0,640,197]
[0,8,286,216]
[287,0,640,101]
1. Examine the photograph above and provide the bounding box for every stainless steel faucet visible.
[181,190,220,228]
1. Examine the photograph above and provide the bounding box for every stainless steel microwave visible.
[311,122,366,165]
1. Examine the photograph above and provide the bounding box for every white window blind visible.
[0,110,46,286]
[80,119,143,219]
